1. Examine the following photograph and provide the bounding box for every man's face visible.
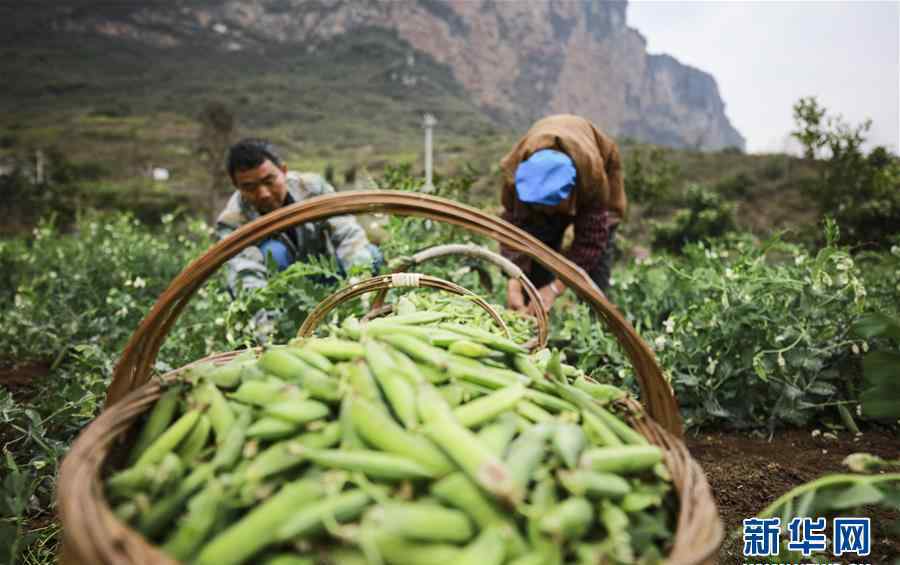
[233,159,289,214]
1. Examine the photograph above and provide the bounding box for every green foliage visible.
[791,96,829,160]
[555,221,896,430]
[792,97,900,248]
[651,184,737,252]
[623,147,679,210]
[852,311,900,419]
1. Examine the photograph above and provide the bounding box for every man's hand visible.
[507,279,527,313]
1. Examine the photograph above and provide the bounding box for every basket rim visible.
[103,190,683,438]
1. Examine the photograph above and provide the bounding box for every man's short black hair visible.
[227,138,284,180]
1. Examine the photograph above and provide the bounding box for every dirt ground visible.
[686,429,900,564]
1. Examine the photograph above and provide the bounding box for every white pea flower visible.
[795,255,807,265]
[891,245,900,257]
[862,342,869,352]
[133,277,146,289]
[664,318,675,334]
[654,335,667,350]
[851,344,860,355]
[706,357,718,375]
[214,317,225,326]
[777,353,786,368]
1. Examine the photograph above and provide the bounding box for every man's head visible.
[515,149,577,216]
[227,138,289,214]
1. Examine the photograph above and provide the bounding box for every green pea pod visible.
[376,502,473,542]
[303,448,434,480]
[350,395,453,475]
[285,346,334,373]
[449,339,494,358]
[371,531,462,565]
[573,376,626,404]
[194,381,235,443]
[244,423,341,482]
[431,472,506,528]
[552,423,586,469]
[365,340,417,428]
[161,481,225,561]
[525,389,577,413]
[298,337,365,360]
[194,480,324,565]
[246,416,301,440]
[539,497,594,541]
[339,394,364,449]
[137,463,214,538]
[212,410,252,471]
[177,414,212,462]
[437,383,466,406]
[439,323,527,354]
[477,413,520,457]
[135,409,201,469]
[581,409,623,447]
[377,333,452,369]
[228,380,305,407]
[455,525,507,565]
[558,469,631,499]
[418,384,516,504]
[505,423,553,499]
[386,345,427,384]
[258,349,340,402]
[453,384,526,428]
[262,555,315,565]
[527,478,563,565]
[594,405,649,446]
[580,445,663,474]
[418,363,451,384]
[517,401,554,423]
[264,399,330,425]
[276,489,372,541]
[347,360,383,403]
[129,385,181,465]
[370,310,450,325]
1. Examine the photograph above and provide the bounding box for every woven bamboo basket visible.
[57,190,723,564]
[366,243,550,350]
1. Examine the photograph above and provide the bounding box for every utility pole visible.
[423,113,437,192]
[35,149,45,185]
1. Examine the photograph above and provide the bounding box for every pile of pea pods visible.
[106,310,676,565]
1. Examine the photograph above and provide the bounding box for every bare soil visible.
[687,429,900,564]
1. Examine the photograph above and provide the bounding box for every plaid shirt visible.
[500,203,610,276]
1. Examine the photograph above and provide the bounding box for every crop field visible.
[2,148,899,563]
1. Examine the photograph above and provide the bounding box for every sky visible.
[627,0,900,154]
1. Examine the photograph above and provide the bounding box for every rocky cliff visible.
[28,0,744,150]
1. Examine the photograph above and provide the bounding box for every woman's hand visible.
[507,279,527,313]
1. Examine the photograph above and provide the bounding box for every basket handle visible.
[296,272,512,338]
[105,190,682,437]
[371,243,549,350]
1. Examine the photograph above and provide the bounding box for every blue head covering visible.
[259,238,293,271]
[514,149,576,206]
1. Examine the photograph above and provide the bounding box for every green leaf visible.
[859,390,900,418]
[827,481,884,510]
[862,351,900,386]
[852,313,900,340]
